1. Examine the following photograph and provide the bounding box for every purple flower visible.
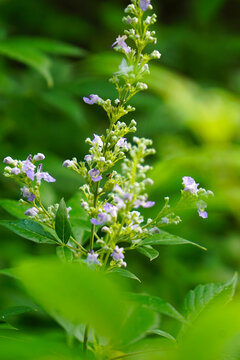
[11,167,21,175]
[103,202,118,217]
[36,165,56,183]
[84,154,94,162]
[88,168,102,182]
[116,137,129,150]
[25,207,39,217]
[62,160,74,168]
[90,212,110,226]
[111,245,124,261]
[134,199,155,208]
[198,210,208,219]
[140,0,151,11]
[114,196,126,210]
[21,186,35,202]
[22,159,36,181]
[86,251,101,266]
[92,134,103,147]
[161,217,169,225]
[143,201,155,208]
[83,94,102,105]
[182,176,199,194]
[197,200,208,219]
[112,35,130,54]
[33,153,45,161]
[3,156,14,165]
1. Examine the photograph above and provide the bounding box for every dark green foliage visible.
[55,198,72,244]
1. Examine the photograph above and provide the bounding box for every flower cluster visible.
[2,0,213,271]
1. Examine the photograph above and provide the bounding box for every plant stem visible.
[83,324,89,352]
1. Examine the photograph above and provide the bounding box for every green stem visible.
[83,324,89,352]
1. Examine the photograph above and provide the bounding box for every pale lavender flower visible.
[134,199,155,208]
[22,158,36,181]
[21,186,35,202]
[11,167,21,175]
[36,165,56,183]
[161,217,169,225]
[83,94,102,105]
[116,137,129,150]
[84,154,94,162]
[182,176,199,194]
[103,203,118,217]
[86,251,101,266]
[112,35,131,54]
[90,213,110,226]
[140,0,150,11]
[88,168,102,182]
[111,245,124,261]
[3,156,14,165]
[62,160,75,168]
[25,207,39,217]
[92,134,103,147]
[197,200,208,219]
[67,207,72,218]
[114,196,126,210]
[33,153,45,161]
[119,259,127,268]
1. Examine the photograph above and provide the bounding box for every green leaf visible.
[15,257,127,339]
[139,230,206,250]
[136,245,159,261]
[0,323,17,331]
[195,0,225,25]
[55,198,72,244]
[56,246,73,263]
[0,38,53,86]
[12,37,86,57]
[0,199,28,219]
[183,273,238,324]
[148,329,176,342]
[0,219,58,244]
[120,305,158,345]
[128,293,186,323]
[0,306,34,321]
[109,268,141,283]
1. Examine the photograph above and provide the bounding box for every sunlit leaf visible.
[128,293,186,323]
[109,268,141,283]
[0,219,58,244]
[148,329,176,343]
[0,306,34,320]
[136,245,159,261]
[55,198,72,244]
[139,230,206,250]
[56,246,73,263]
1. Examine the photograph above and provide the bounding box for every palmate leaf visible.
[139,230,206,250]
[55,198,72,244]
[128,293,186,323]
[183,273,238,324]
[0,219,58,244]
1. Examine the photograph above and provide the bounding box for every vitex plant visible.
[0,0,238,359]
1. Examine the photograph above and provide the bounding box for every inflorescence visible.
[2,0,213,269]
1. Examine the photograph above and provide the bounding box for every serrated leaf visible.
[56,246,73,263]
[0,199,28,219]
[0,306,34,321]
[136,245,159,261]
[109,268,141,283]
[0,219,57,244]
[184,273,238,324]
[139,230,206,250]
[128,293,186,323]
[55,199,72,244]
[148,329,176,342]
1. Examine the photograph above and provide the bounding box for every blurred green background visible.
[0,0,240,337]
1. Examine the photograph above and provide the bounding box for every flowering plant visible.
[0,0,238,359]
